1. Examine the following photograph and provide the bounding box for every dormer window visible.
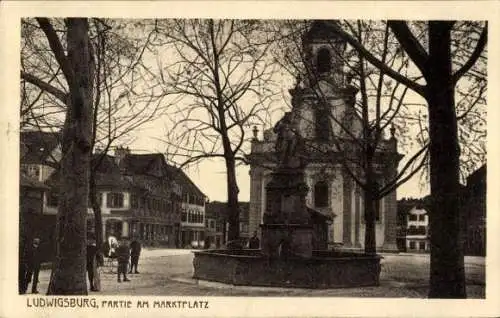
[316,48,331,74]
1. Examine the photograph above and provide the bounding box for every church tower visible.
[289,20,362,144]
[248,20,399,252]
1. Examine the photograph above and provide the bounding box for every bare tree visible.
[151,19,279,243]
[21,18,165,249]
[328,20,487,298]
[22,17,94,295]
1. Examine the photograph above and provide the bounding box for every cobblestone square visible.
[29,249,485,298]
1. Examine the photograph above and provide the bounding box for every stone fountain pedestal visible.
[261,168,313,259]
[192,165,381,289]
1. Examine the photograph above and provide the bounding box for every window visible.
[316,47,331,73]
[315,107,331,141]
[314,181,329,208]
[181,210,187,222]
[418,214,425,221]
[409,241,416,250]
[97,193,103,207]
[28,165,41,180]
[107,192,124,208]
[47,191,58,207]
[409,214,418,221]
[210,220,215,229]
[131,194,138,208]
[419,241,426,250]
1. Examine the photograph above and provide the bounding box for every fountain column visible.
[260,112,313,259]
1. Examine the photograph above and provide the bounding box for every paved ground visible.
[30,249,485,298]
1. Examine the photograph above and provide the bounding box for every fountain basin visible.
[192,249,381,289]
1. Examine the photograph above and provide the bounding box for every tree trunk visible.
[427,21,466,298]
[89,174,103,248]
[47,18,93,295]
[225,155,240,243]
[363,184,377,255]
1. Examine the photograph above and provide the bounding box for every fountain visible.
[192,112,381,289]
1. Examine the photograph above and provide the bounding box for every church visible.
[247,21,399,252]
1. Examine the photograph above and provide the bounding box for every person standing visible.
[248,231,260,249]
[204,236,211,249]
[86,236,99,291]
[129,238,141,274]
[115,237,130,282]
[22,238,42,294]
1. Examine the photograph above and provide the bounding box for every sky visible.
[129,108,430,203]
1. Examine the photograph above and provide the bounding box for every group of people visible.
[89,236,142,289]
[19,235,142,294]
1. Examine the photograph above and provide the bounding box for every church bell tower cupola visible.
[301,20,347,89]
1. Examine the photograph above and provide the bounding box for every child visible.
[115,237,130,282]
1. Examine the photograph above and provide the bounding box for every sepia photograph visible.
[1,1,498,318]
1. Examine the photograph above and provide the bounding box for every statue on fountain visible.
[273,112,304,169]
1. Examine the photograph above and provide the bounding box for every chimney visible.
[114,146,130,166]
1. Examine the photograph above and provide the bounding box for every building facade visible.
[462,164,486,256]
[247,21,399,251]
[179,177,207,248]
[205,201,250,248]
[20,131,206,249]
[405,206,430,252]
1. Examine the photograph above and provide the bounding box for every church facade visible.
[247,21,399,251]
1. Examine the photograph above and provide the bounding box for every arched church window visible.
[315,106,331,141]
[314,181,329,208]
[316,48,331,74]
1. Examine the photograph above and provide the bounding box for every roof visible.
[302,20,343,43]
[43,148,205,199]
[20,131,60,165]
[121,154,164,176]
[397,198,427,217]
[44,168,133,190]
[20,173,49,190]
[171,167,206,199]
[118,152,205,198]
[92,154,120,174]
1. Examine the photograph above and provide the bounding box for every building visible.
[19,131,61,261]
[20,131,61,183]
[247,21,400,251]
[204,201,250,248]
[20,131,206,249]
[396,198,430,252]
[177,169,207,248]
[405,204,430,252]
[204,201,229,248]
[461,164,486,256]
[43,148,186,247]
